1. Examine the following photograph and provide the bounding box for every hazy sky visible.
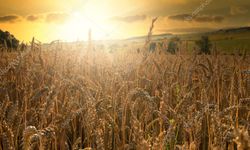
[0,0,249,42]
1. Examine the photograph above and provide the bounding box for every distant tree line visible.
[195,36,212,54]
[0,29,20,50]
[148,37,180,54]
[148,35,212,54]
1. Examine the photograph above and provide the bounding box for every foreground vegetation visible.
[0,43,249,150]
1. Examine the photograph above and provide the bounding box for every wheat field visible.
[0,41,250,150]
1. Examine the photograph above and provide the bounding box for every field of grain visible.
[0,43,250,150]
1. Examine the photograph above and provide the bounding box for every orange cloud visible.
[112,15,147,23]
[45,12,69,24]
[0,15,20,23]
[230,6,248,15]
[168,14,225,23]
[26,15,42,21]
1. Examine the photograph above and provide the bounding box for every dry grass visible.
[0,42,249,150]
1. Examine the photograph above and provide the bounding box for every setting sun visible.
[58,11,119,41]
[59,12,87,41]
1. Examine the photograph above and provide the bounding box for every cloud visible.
[112,15,147,23]
[168,13,225,23]
[158,27,216,34]
[45,12,69,23]
[230,6,248,15]
[26,15,42,21]
[0,12,72,24]
[194,15,224,23]
[168,14,191,21]
[0,15,20,23]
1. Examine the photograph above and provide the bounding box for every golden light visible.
[60,12,85,41]
[58,10,119,42]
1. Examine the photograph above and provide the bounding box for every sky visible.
[0,0,249,42]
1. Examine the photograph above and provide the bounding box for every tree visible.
[149,42,157,52]
[167,37,180,54]
[195,36,212,54]
[0,30,19,50]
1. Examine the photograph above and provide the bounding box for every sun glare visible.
[59,10,117,42]
[56,0,123,42]
[60,12,85,41]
